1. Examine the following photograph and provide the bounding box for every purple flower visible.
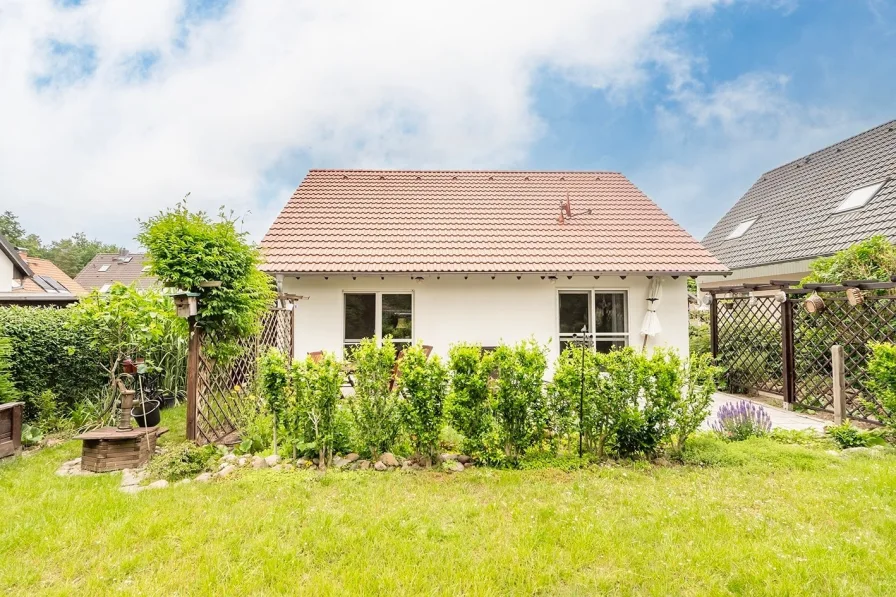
[712,400,772,441]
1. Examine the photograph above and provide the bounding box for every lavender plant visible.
[711,400,772,441]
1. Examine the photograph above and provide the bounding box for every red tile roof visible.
[261,170,727,275]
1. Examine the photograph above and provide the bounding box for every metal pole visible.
[579,324,587,458]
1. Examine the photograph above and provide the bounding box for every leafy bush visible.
[0,336,18,404]
[20,423,43,447]
[689,320,711,356]
[490,339,548,464]
[138,203,276,360]
[669,352,720,454]
[446,343,493,455]
[397,344,449,462]
[147,442,221,481]
[518,451,591,471]
[259,348,289,456]
[711,400,772,441]
[867,341,896,433]
[0,306,106,421]
[289,352,344,468]
[824,423,885,449]
[348,337,401,459]
[801,235,896,288]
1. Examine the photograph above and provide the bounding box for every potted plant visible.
[132,399,161,428]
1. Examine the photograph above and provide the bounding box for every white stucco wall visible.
[282,274,689,372]
[0,251,14,293]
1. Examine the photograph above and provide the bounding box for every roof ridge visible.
[760,118,896,177]
[306,169,622,175]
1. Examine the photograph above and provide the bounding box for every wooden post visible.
[709,296,719,358]
[781,299,796,411]
[832,344,846,425]
[186,317,200,442]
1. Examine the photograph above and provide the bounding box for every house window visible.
[558,290,628,353]
[98,264,111,272]
[726,218,756,240]
[834,181,885,213]
[344,292,413,355]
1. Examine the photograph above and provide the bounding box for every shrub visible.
[147,442,221,481]
[138,203,276,361]
[0,306,105,421]
[348,338,401,459]
[397,344,449,462]
[867,341,896,432]
[801,235,896,288]
[689,320,711,356]
[711,400,772,441]
[447,343,493,454]
[490,339,548,464]
[669,352,720,454]
[289,352,344,468]
[0,336,18,404]
[259,348,289,456]
[824,423,885,449]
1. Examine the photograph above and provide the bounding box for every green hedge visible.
[0,306,106,420]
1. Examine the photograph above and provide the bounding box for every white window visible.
[834,181,885,213]
[98,264,111,272]
[343,292,413,355]
[99,283,111,293]
[726,218,756,240]
[558,290,628,353]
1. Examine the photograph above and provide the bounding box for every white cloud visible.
[0,0,735,246]
[632,71,875,239]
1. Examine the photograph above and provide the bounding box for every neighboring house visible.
[261,170,727,365]
[76,251,157,292]
[700,120,896,290]
[0,233,86,306]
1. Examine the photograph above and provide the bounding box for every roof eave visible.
[261,268,731,278]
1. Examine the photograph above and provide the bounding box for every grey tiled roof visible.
[702,120,896,270]
[75,253,158,290]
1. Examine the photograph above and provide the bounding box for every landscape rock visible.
[444,461,465,473]
[296,458,310,467]
[121,485,144,494]
[272,464,283,472]
[379,452,399,467]
[121,469,142,487]
[147,480,169,490]
[333,457,350,469]
[358,460,370,470]
[344,453,360,463]
[374,461,388,471]
[217,465,236,478]
[252,456,268,469]
[439,453,458,462]
[265,454,281,467]
[222,453,237,463]
[456,455,471,465]
[238,457,248,467]
[195,473,213,483]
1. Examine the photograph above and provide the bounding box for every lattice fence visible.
[792,297,896,422]
[192,308,293,445]
[711,286,896,424]
[715,296,784,395]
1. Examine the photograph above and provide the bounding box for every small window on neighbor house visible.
[726,218,756,240]
[99,283,111,293]
[343,292,413,356]
[98,264,111,272]
[834,181,886,213]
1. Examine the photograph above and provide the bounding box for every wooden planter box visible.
[0,402,24,459]
[75,427,166,473]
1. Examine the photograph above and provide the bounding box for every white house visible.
[261,170,727,367]
[0,233,85,306]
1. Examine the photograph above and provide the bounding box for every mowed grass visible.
[2,407,896,596]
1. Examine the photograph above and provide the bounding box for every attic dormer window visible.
[99,264,110,272]
[834,181,885,213]
[726,218,756,240]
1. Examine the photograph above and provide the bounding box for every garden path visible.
[703,392,828,432]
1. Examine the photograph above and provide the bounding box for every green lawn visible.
[2,408,896,596]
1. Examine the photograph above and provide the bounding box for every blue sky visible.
[1,0,894,246]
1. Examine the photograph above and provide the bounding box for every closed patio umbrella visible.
[640,276,663,350]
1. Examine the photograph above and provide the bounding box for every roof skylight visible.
[99,283,111,293]
[834,181,886,213]
[98,264,111,272]
[726,218,757,240]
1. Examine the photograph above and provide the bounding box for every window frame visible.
[557,289,629,352]
[342,291,415,352]
[833,181,886,214]
[726,218,757,240]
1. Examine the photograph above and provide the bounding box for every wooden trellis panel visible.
[714,296,785,396]
[188,307,294,445]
